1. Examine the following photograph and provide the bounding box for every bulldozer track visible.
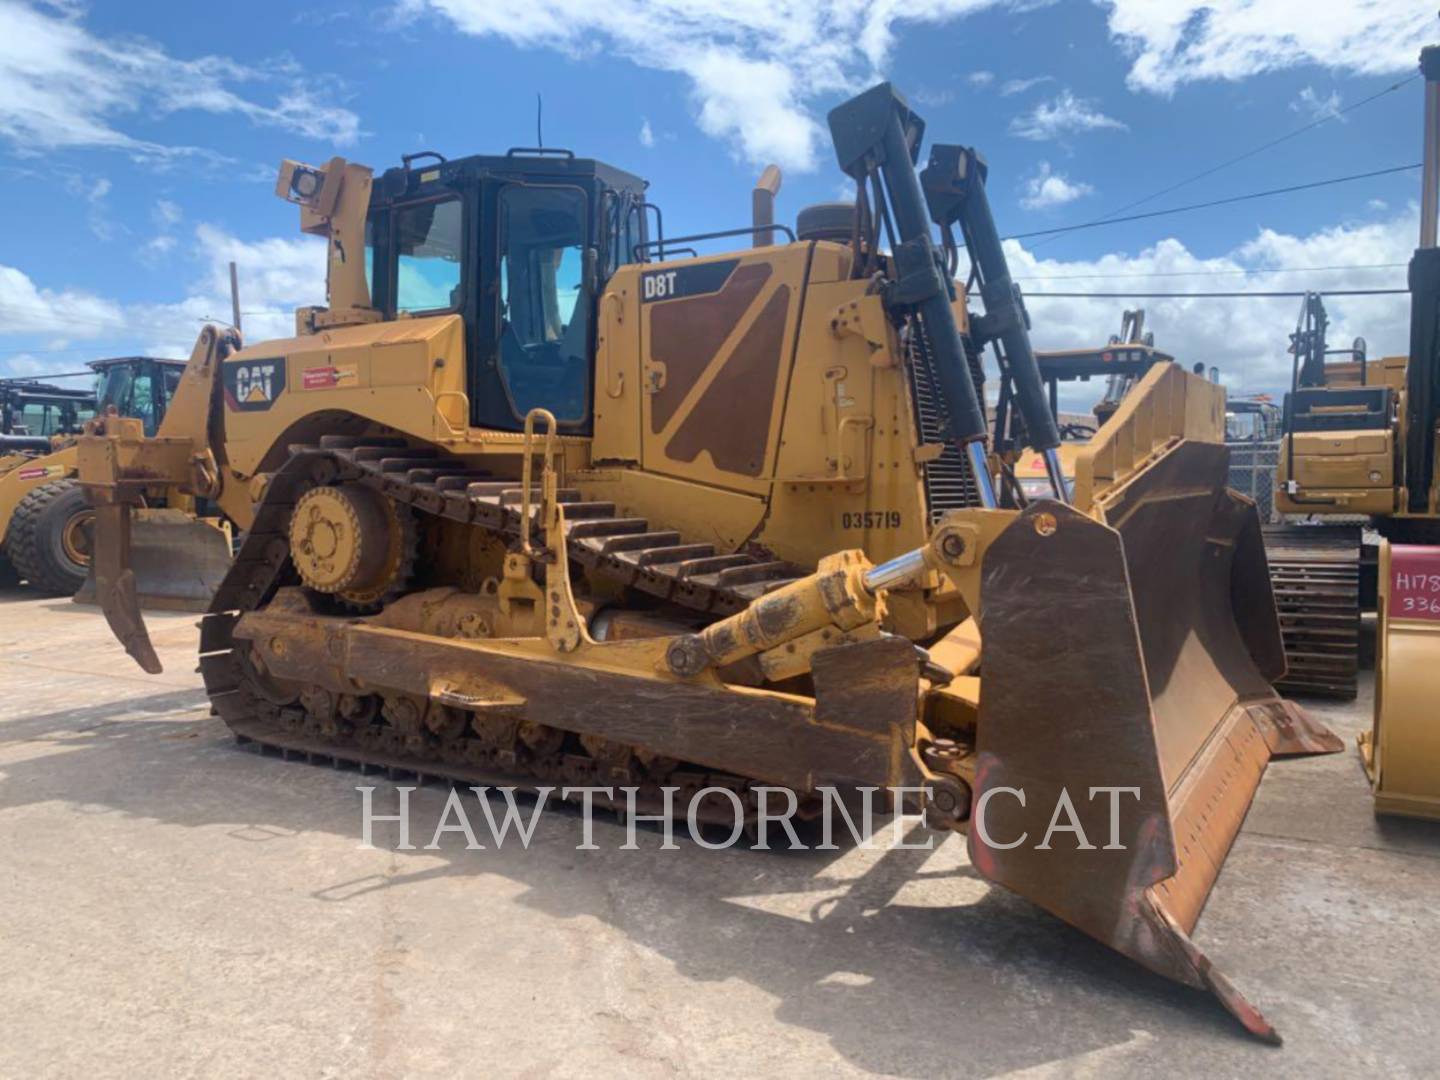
[1264,524,1361,700]
[199,436,822,817]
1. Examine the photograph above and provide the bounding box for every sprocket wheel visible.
[288,483,415,609]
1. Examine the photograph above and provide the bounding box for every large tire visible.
[5,478,93,595]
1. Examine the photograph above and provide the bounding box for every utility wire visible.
[1023,287,1406,298]
[1015,261,1407,282]
[1030,73,1422,249]
[1003,163,1421,242]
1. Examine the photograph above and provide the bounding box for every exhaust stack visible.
[752,165,781,247]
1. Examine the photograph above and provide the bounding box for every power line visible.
[1015,261,1407,282]
[1002,163,1421,243]
[1023,287,1406,299]
[1030,72,1422,249]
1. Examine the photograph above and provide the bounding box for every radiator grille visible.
[906,334,981,521]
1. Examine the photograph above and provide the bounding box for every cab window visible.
[20,403,53,436]
[363,215,375,301]
[605,193,642,275]
[96,367,160,436]
[395,197,463,314]
[497,185,590,423]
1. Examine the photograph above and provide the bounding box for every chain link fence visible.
[1227,440,1280,524]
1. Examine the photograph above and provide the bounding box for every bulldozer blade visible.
[970,442,1341,1042]
[83,499,164,675]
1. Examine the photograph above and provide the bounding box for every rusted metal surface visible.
[87,497,163,675]
[971,501,1178,972]
[1098,442,1280,784]
[972,446,1342,1041]
[234,599,920,792]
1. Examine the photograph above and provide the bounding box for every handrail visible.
[520,408,559,556]
[633,223,796,262]
[600,293,626,398]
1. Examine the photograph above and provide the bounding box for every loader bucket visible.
[970,441,1341,1042]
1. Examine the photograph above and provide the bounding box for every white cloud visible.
[137,199,184,265]
[1291,86,1343,124]
[0,264,127,339]
[153,199,183,229]
[1010,89,1126,140]
[1020,162,1093,209]
[402,0,1009,171]
[913,87,956,107]
[64,174,116,240]
[1103,0,1433,95]
[0,224,325,374]
[399,0,1434,169]
[1003,207,1418,404]
[0,1,361,161]
[1000,75,1053,96]
[638,117,655,148]
[1,352,50,376]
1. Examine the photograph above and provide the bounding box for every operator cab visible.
[366,150,649,435]
[0,381,96,438]
[91,357,185,437]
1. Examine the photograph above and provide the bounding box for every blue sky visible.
[0,0,1434,402]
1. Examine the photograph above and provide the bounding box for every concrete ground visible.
[1,587,1437,1078]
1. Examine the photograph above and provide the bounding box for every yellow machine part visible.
[0,434,229,608]
[0,443,79,529]
[1360,541,1440,818]
[1276,429,1397,515]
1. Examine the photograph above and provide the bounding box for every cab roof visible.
[374,150,647,208]
[87,356,186,372]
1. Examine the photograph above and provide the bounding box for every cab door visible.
[474,181,594,434]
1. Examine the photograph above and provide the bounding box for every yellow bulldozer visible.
[79,84,1340,1040]
[0,355,230,604]
[1274,46,1440,819]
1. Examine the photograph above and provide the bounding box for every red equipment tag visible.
[1390,544,1440,621]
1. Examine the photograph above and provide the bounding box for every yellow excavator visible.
[79,84,1340,1039]
[1275,46,1440,818]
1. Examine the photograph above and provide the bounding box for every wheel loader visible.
[1274,46,1440,817]
[0,355,230,603]
[78,83,1341,1041]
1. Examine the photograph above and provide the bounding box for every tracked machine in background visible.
[1274,46,1440,817]
[1269,292,1376,699]
[80,84,1341,1038]
[1277,47,1440,816]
